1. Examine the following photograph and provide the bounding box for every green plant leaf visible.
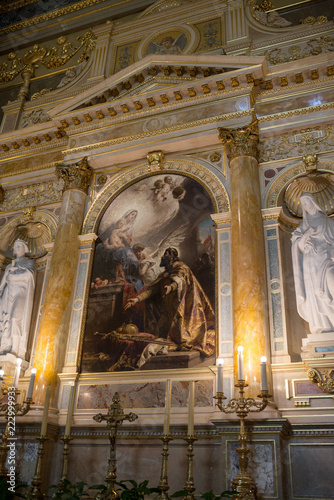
[171,490,189,498]
[88,484,107,490]
[201,490,217,500]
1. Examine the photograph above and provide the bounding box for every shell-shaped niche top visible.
[9,220,51,259]
[284,172,334,218]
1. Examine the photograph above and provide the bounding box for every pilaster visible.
[218,120,271,397]
[33,158,93,404]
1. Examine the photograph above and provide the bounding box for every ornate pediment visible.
[48,54,266,119]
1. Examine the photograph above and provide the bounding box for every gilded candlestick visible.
[182,435,198,500]
[25,436,48,500]
[157,435,173,500]
[58,435,72,489]
[215,381,271,499]
[0,382,34,478]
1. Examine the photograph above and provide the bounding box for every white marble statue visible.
[291,193,334,334]
[0,239,36,358]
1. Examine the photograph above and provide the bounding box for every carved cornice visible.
[63,110,252,157]
[218,119,259,161]
[0,0,106,36]
[56,156,93,193]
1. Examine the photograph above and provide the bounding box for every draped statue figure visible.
[291,193,334,334]
[0,239,36,358]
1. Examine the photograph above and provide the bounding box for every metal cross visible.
[94,392,138,500]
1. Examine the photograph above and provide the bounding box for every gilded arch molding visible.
[82,158,230,235]
[264,160,334,209]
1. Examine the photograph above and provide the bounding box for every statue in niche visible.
[0,239,36,359]
[291,193,334,335]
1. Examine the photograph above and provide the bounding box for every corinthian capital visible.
[56,157,93,193]
[218,119,259,161]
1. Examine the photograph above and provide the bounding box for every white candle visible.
[0,370,4,380]
[237,346,244,380]
[27,369,36,399]
[187,381,195,436]
[163,380,172,435]
[64,384,76,437]
[260,356,268,391]
[13,358,22,388]
[40,387,51,437]
[216,358,224,392]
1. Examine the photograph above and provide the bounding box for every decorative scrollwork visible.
[308,367,334,394]
[0,32,96,85]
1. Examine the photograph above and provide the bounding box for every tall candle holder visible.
[25,436,48,500]
[58,435,72,489]
[0,382,34,477]
[156,434,173,500]
[182,435,198,500]
[214,380,271,499]
[93,392,138,500]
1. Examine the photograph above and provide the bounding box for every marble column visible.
[33,157,92,404]
[218,120,270,397]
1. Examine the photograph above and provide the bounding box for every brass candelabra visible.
[0,382,34,478]
[58,435,72,489]
[25,436,48,500]
[182,435,197,500]
[156,434,173,500]
[93,392,138,500]
[215,380,271,500]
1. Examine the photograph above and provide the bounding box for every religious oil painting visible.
[146,31,188,56]
[81,174,216,373]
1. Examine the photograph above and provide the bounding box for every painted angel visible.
[148,33,187,55]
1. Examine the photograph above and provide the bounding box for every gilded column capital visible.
[218,119,259,161]
[56,157,93,193]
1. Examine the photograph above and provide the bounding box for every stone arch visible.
[264,160,334,209]
[83,158,229,235]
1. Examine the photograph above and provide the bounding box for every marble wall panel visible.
[227,440,276,497]
[289,443,334,498]
[76,380,213,409]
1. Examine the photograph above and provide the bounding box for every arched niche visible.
[83,158,229,235]
[263,160,334,361]
[0,209,58,262]
[264,160,334,211]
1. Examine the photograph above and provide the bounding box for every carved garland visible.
[0,32,96,85]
